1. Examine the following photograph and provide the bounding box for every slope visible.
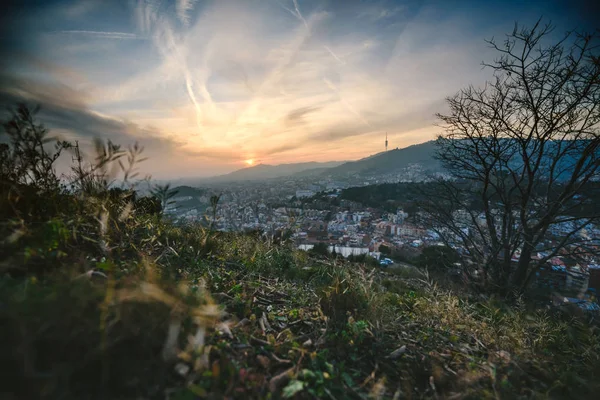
[323,141,440,177]
[205,161,345,182]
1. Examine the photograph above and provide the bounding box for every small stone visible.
[235,318,251,328]
[217,322,234,339]
[496,350,511,363]
[175,363,190,376]
[388,345,407,359]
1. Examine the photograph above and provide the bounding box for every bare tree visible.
[424,20,600,292]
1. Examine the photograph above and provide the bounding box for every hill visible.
[4,188,600,399]
[3,108,600,399]
[323,141,440,177]
[204,161,345,183]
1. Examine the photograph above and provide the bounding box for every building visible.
[305,220,328,241]
[296,189,315,198]
[397,223,426,237]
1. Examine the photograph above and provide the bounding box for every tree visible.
[423,20,600,292]
[379,244,391,256]
[417,246,460,271]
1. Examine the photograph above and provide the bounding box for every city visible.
[163,144,600,313]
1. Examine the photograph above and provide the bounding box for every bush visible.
[309,242,329,257]
[416,245,460,270]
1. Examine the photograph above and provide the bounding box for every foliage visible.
[0,104,70,191]
[150,183,179,215]
[341,182,430,212]
[379,244,391,255]
[417,245,461,271]
[347,252,379,267]
[308,242,329,257]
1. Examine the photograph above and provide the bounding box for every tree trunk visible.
[511,243,534,290]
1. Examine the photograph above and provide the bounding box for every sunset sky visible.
[0,0,597,178]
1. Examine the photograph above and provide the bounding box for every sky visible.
[0,0,598,178]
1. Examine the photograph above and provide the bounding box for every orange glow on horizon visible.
[245,159,255,166]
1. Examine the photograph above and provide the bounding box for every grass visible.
[2,212,600,399]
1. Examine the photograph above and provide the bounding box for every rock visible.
[235,318,251,328]
[217,322,233,339]
[387,345,407,359]
[175,363,190,376]
[496,350,511,364]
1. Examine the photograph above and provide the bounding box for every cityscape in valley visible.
[163,137,600,311]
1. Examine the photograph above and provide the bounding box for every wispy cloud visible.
[55,30,147,40]
[357,5,405,21]
[176,0,198,26]
[323,45,345,65]
[277,0,309,28]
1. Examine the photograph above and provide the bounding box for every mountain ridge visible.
[321,140,440,177]
[201,160,346,183]
[176,140,441,185]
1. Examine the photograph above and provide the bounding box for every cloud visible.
[307,98,447,143]
[0,74,183,157]
[277,0,309,28]
[182,147,244,161]
[357,4,405,21]
[285,105,321,126]
[176,0,197,25]
[54,30,147,40]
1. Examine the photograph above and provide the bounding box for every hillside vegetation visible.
[1,106,600,399]
[323,142,439,178]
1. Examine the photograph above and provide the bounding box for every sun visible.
[245,159,254,166]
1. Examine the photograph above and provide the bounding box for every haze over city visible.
[0,0,597,178]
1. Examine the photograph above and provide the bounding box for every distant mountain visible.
[323,141,440,177]
[205,161,345,182]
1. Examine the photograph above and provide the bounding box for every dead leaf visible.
[257,354,270,369]
[217,322,234,339]
[269,367,295,393]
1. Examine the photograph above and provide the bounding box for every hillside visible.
[204,161,345,183]
[2,109,600,399]
[4,192,600,399]
[323,141,440,177]
[340,182,432,212]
